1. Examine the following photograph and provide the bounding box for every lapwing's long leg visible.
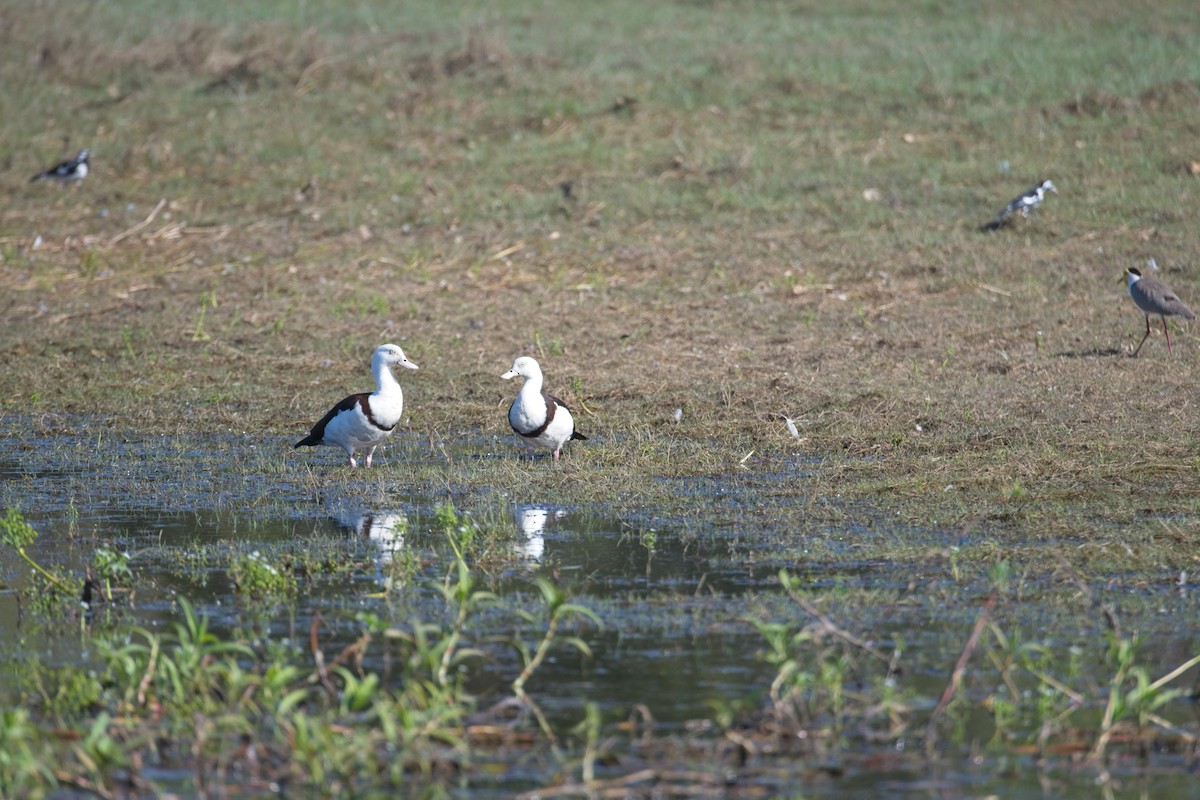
[1133,313,1152,357]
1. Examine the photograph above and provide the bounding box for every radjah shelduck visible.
[501,356,587,461]
[1123,266,1195,356]
[295,344,418,467]
[980,179,1056,231]
[30,149,90,185]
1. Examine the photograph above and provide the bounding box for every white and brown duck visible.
[501,356,587,462]
[295,344,418,467]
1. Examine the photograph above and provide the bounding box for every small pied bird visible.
[980,179,1056,231]
[30,149,90,185]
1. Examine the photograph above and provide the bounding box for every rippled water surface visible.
[2,427,1199,797]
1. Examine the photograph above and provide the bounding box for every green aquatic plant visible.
[753,569,911,753]
[981,624,1085,752]
[510,577,602,748]
[925,578,1200,766]
[71,713,124,789]
[573,701,604,785]
[431,500,526,566]
[435,501,482,553]
[230,549,296,599]
[0,507,76,596]
[433,529,498,687]
[0,709,54,796]
[22,663,103,721]
[1091,633,1200,762]
[92,547,132,602]
[100,597,256,718]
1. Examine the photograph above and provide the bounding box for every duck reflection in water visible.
[516,505,566,563]
[338,512,407,563]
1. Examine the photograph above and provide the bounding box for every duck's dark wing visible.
[547,393,587,440]
[295,393,364,447]
[546,393,573,412]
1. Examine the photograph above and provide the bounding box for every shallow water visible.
[2,502,781,726]
[2,427,1199,797]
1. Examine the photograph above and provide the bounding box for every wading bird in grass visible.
[501,356,587,462]
[30,149,90,186]
[980,179,1056,231]
[295,344,418,468]
[1122,266,1195,356]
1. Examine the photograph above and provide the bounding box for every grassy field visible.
[3,0,1200,793]
[5,0,1200,547]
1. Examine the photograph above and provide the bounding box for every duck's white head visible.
[1039,179,1056,194]
[501,356,541,381]
[1123,266,1143,289]
[77,149,91,163]
[374,343,418,371]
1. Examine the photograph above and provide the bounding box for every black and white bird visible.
[1123,266,1195,356]
[30,149,90,185]
[501,356,587,462]
[980,179,1056,231]
[295,344,418,468]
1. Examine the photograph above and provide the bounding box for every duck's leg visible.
[1162,316,1174,353]
[364,446,378,468]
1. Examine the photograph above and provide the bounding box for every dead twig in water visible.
[924,593,996,758]
[309,612,336,697]
[515,767,732,799]
[1055,556,1120,637]
[137,635,161,708]
[327,631,371,672]
[780,572,893,668]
